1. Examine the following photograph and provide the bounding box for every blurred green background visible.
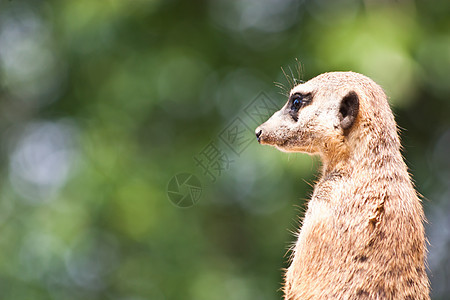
[0,0,449,299]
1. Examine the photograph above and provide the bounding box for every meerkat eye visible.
[288,93,311,121]
[291,95,305,111]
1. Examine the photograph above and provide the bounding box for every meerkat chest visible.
[295,181,365,254]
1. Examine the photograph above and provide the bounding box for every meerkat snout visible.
[255,129,262,143]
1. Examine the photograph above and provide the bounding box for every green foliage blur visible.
[0,0,449,299]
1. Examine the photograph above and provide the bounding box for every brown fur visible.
[255,72,429,299]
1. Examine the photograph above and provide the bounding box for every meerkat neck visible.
[321,127,404,181]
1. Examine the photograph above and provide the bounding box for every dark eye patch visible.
[288,92,312,121]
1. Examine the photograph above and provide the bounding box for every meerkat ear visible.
[339,91,359,131]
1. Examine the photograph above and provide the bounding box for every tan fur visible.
[256,72,429,299]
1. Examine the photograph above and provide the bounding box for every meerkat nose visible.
[255,129,263,143]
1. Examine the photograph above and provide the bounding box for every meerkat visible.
[255,72,429,299]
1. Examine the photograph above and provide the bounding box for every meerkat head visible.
[255,72,364,158]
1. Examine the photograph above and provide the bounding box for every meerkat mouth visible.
[255,132,287,149]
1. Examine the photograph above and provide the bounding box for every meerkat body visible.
[255,72,429,299]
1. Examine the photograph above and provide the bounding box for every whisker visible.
[281,67,294,90]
